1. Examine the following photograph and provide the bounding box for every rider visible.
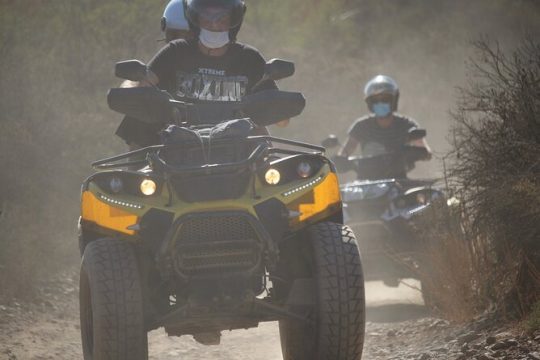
[116,0,194,149]
[339,75,432,160]
[117,0,287,149]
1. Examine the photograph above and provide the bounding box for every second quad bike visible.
[323,132,445,302]
[78,59,365,360]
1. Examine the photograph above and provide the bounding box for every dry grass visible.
[412,201,480,322]
[527,301,540,333]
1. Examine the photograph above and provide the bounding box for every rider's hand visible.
[120,70,159,88]
[331,155,352,173]
[409,138,432,160]
[275,119,290,127]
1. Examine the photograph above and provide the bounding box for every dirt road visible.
[1,273,537,360]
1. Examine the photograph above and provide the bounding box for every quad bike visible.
[323,131,445,304]
[78,59,365,360]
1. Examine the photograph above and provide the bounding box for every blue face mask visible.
[372,102,392,117]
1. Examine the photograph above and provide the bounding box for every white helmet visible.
[161,0,190,34]
[364,75,400,112]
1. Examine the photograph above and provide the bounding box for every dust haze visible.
[0,0,539,356]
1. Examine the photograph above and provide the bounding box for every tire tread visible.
[81,238,147,360]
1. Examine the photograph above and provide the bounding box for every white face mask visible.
[199,28,230,49]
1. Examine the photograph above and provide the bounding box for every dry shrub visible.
[418,37,540,321]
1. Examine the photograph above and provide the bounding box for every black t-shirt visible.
[115,40,276,147]
[150,39,276,101]
[348,114,419,155]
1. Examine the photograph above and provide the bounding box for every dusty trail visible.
[146,281,427,360]
[1,273,537,359]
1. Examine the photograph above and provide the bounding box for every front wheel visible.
[80,238,148,360]
[279,222,366,360]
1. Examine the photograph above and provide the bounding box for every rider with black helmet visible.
[339,75,432,160]
[116,0,286,148]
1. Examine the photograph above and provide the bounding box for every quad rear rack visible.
[92,136,325,174]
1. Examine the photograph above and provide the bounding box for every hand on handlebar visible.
[331,155,353,173]
[275,119,290,127]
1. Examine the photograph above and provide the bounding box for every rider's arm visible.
[406,117,432,160]
[410,137,433,160]
[118,44,168,89]
[339,119,364,157]
[338,136,360,158]
[246,46,290,127]
[251,126,269,136]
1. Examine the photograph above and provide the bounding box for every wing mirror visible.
[251,59,295,92]
[408,128,427,141]
[322,135,340,149]
[264,58,295,81]
[115,60,149,81]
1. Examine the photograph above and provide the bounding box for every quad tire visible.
[279,222,366,360]
[80,238,148,360]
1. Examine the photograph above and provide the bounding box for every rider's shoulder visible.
[354,115,377,126]
[231,42,265,60]
[348,115,376,135]
[393,113,420,128]
[233,42,261,53]
[168,38,194,49]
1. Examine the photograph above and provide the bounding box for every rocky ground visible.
[0,271,538,360]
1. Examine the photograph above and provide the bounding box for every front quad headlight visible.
[140,179,157,196]
[265,168,281,185]
[297,162,312,178]
[109,176,123,194]
[416,192,427,205]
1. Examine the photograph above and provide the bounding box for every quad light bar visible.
[99,194,144,209]
[282,175,324,197]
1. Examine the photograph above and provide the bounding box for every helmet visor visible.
[367,93,394,104]
[185,0,244,31]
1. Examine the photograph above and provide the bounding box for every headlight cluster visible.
[264,162,313,185]
[109,177,123,194]
[262,156,321,186]
[395,190,441,209]
[98,174,160,197]
[341,182,390,202]
[296,162,312,178]
[341,186,365,202]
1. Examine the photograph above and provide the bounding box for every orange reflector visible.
[298,172,341,221]
[81,191,138,235]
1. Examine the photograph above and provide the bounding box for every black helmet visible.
[183,0,246,41]
[364,75,400,112]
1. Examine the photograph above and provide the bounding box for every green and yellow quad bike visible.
[78,59,365,360]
